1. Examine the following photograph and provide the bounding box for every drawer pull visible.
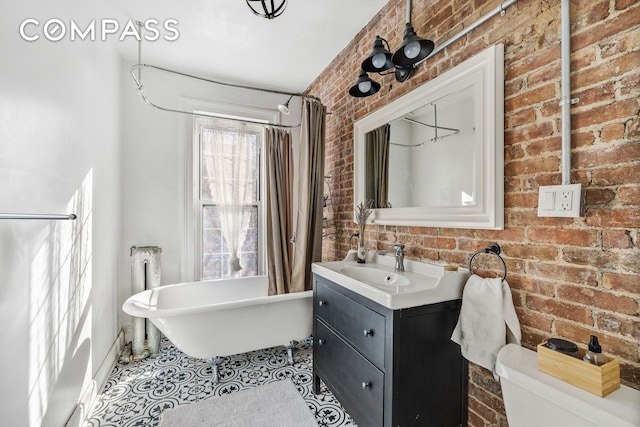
[364,329,374,337]
[317,338,326,345]
[318,300,327,306]
[362,382,371,390]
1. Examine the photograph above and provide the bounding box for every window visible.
[194,116,265,280]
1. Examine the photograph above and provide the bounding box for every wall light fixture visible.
[349,0,434,97]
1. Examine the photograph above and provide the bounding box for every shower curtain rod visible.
[391,103,459,147]
[0,213,77,220]
[129,63,322,129]
[403,117,459,134]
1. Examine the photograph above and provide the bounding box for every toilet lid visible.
[496,344,640,427]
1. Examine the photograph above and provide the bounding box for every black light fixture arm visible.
[350,0,519,98]
[349,0,433,97]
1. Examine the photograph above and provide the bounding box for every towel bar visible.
[0,213,77,220]
[468,243,507,282]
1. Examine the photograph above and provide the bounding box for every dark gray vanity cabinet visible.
[312,274,468,427]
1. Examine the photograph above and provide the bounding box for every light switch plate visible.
[537,184,585,217]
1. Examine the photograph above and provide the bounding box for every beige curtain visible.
[291,98,326,292]
[265,127,294,295]
[365,124,390,208]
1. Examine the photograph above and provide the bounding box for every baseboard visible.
[65,330,125,427]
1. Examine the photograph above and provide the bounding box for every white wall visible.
[0,2,122,426]
[118,61,302,340]
[0,3,309,425]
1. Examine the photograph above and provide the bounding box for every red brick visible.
[527,294,594,325]
[505,156,560,176]
[573,7,640,51]
[526,227,598,246]
[505,144,525,161]
[573,99,639,129]
[587,208,640,228]
[603,272,640,294]
[504,191,538,209]
[422,236,457,249]
[573,82,616,108]
[620,73,640,98]
[506,84,556,111]
[501,243,558,261]
[603,230,633,249]
[526,137,561,156]
[518,308,554,331]
[511,275,556,297]
[573,142,640,169]
[600,123,624,142]
[505,121,555,146]
[528,61,562,87]
[573,130,597,148]
[592,164,640,186]
[314,0,640,395]
[557,284,638,314]
[528,262,598,286]
[619,186,640,205]
[596,312,640,340]
[586,188,616,205]
[616,0,640,10]
[511,108,537,127]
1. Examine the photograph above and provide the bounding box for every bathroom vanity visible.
[312,256,468,426]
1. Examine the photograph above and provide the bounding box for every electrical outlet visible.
[560,190,572,211]
[538,184,585,217]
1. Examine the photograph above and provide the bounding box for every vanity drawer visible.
[315,280,385,367]
[315,320,384,427]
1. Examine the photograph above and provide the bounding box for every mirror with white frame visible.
[354,44,504,229]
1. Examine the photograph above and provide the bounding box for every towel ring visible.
[468,243,507,282]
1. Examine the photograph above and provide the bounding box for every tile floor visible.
[85,337,355,426]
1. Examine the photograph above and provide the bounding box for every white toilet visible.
[496,344,640,427]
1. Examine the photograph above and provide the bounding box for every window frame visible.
[196,118,263,280]
[181,98,278,282]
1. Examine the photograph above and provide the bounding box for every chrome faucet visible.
[390,244,405,272]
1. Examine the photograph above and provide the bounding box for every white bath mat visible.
[160,379,318,426]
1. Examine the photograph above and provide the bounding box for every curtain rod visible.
[0,213,77,220]
[129,64,322,129]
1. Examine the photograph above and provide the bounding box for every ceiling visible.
[108,0,390,93]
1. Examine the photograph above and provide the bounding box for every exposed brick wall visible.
[307,0,639,425]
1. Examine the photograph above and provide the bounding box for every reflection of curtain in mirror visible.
[365,124,390,208]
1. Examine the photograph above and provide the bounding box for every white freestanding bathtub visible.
[122,275,313,382]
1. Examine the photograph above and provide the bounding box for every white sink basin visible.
[312,251,469,310]
[340,266,410,287]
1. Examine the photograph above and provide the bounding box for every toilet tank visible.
[496,344,640,427]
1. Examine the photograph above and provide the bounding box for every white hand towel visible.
[451,274,521,379]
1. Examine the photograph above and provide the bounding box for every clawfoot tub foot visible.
[209,356,223,384]
[285,340,298,365]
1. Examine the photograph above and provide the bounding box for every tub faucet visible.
[390,244,405,272]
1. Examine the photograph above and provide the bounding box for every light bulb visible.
[404,41,421,59]
[278,103,290,114]
[372,53,386,69]
[358,80,372,93]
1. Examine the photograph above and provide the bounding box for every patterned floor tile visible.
[85,337,356,426]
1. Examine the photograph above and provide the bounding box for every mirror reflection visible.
[365,84,475,209]
[353,44,504,229]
